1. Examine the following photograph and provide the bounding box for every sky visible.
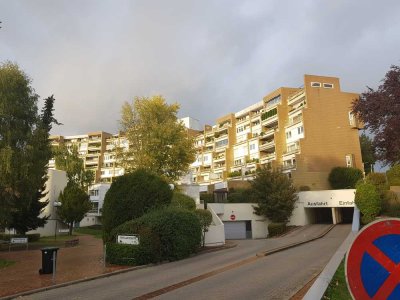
[1,0,400,136]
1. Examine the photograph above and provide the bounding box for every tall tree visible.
[54,144,94,190]
[359,133,377,174]
[57,181,91,235]
[0,62,59,233]
[119,95,195,182]
[352,65,400,166]
[251,169,298,223]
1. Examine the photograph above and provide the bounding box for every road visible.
[17,224,350,300]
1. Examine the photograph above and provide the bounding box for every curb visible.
[1,242,237,300]
[256,224,335,257]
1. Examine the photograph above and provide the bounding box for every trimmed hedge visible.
[200,193,214,204]
[268,223,287,237]
[355,183,381,224]
[227,188,256,203]
[328,167,363,189]
[102,169,172,242]
[109,208,201,265]
[170,192,196,211]
[381,190,400,217]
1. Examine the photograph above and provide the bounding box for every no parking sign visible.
[346,219,400,299]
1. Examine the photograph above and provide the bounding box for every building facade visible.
[190,75,363,190]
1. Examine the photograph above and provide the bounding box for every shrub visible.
[109,208,201,265]
[251,169,298,223]
[228,171,242,178]
[381,190,400,217]
[102,169,173,242]
[170,192,196,211]
[365,172,389,192]
[227,188,256,203]
[328,167,363,189]
[387,164,400,186]
[195,209,213,247]
[200,193,214,204]
[355,183,381,224]
[268,223,287,237]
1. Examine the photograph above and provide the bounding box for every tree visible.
[102,169,173,242]
[54,144,94,190]
[355,183,381,224]
[251,169,298,223]
[195,209,212,247]
[352,65,400,166]
[57,182,91,235]
[119,95,195,182]
[328,167,363,189]
[0,62,58,233]
[360,133,377,174]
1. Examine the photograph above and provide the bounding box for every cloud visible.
[1,0,399,135]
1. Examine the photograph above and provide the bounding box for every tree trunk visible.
[69,222,73,235]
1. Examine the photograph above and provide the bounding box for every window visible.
[323,83,334,89]
[311,82,321,88]
[345,154,354,168]
[286,131,292,139]
[215,139,228,148]
[89,189,99,196]
[204,156,209,162]
[348,112,355,126]
[249,144,256,151]
[297,126,304,134]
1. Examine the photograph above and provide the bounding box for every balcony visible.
[213,155,226,163]
[259,128,275,140]
[259,141,275,152]
[288,90,305,106]
[283,146,300,156]
[286,116,303,128]
[260,153,276,164]
[282,163,296,171]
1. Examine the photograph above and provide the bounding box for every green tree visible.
[195,209,212,247]
[251,169,298,223]
[328,167,363,189]
[360,133,377,174]
[102,169,173,242]
[355,182,381,224]
[0,62,59,233]
[57,182,91,235]
[54,144,94,189]
[119,95,195,182]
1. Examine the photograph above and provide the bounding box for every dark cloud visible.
[1,0,399,135]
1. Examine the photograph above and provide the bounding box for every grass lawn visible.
[323,259,352,300]
[74,225,103,239]
[0,259,15,269]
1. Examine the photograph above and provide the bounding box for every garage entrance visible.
[313,208,333,224]
[224,221,248,239]
[338,207,354,224]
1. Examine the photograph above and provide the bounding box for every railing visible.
[259,141,275,151]
[287,89,305,104]
[282,163,296,171]
[286,116,303,127]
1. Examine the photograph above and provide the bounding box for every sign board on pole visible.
[346,218,400,299]
[10,237,28,244]
[230,214,236,221]
[117,235,139,245]
[58,229,69,233]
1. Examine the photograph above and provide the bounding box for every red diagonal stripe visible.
[373,264,400,300]
[365,243,396,272]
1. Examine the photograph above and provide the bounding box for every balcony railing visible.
[288,90,305,105]
[259,141,275,151]
[282,163,296,171]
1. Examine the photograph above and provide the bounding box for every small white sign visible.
[58,229,69,233]
[117,235,139,245]
[11,237,28,244]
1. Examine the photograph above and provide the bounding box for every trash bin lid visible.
[40,247,59,251]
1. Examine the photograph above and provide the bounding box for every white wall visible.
[208,203,268,239]
[80,183,111,227]
[28,169,69,236]
[179,184,201,205]
[203,205,225,246]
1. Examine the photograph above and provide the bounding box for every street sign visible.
[10,237,28,244]
[230,214,236,221]
[58,229,69,233]
[346,218,400,299]
[117,235,139,245]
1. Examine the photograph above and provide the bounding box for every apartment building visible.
[190,74,363,190]
[49,131,129,184]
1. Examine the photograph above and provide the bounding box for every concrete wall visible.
[204,205,225,246]
[208,203,268,239]
[179,184,201,205]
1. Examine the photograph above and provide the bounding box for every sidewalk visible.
[0,235,127,298]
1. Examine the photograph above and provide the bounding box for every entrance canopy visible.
[301,189,355,208]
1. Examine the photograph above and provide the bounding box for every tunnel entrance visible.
[313,208,333,224]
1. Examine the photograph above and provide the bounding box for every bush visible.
[195,209,213,247]
[109,208,201,265]
[381,190,400,217]
[102,169,172,242]
[328,167,363,189]
[365,172,389,192]
[200,193,214,204]
[228,171,241,178]
[170,192,196,211]
[387,164,400,186]
[355,183,381,224]
[227,188,256,203]
[268,223,287,237]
